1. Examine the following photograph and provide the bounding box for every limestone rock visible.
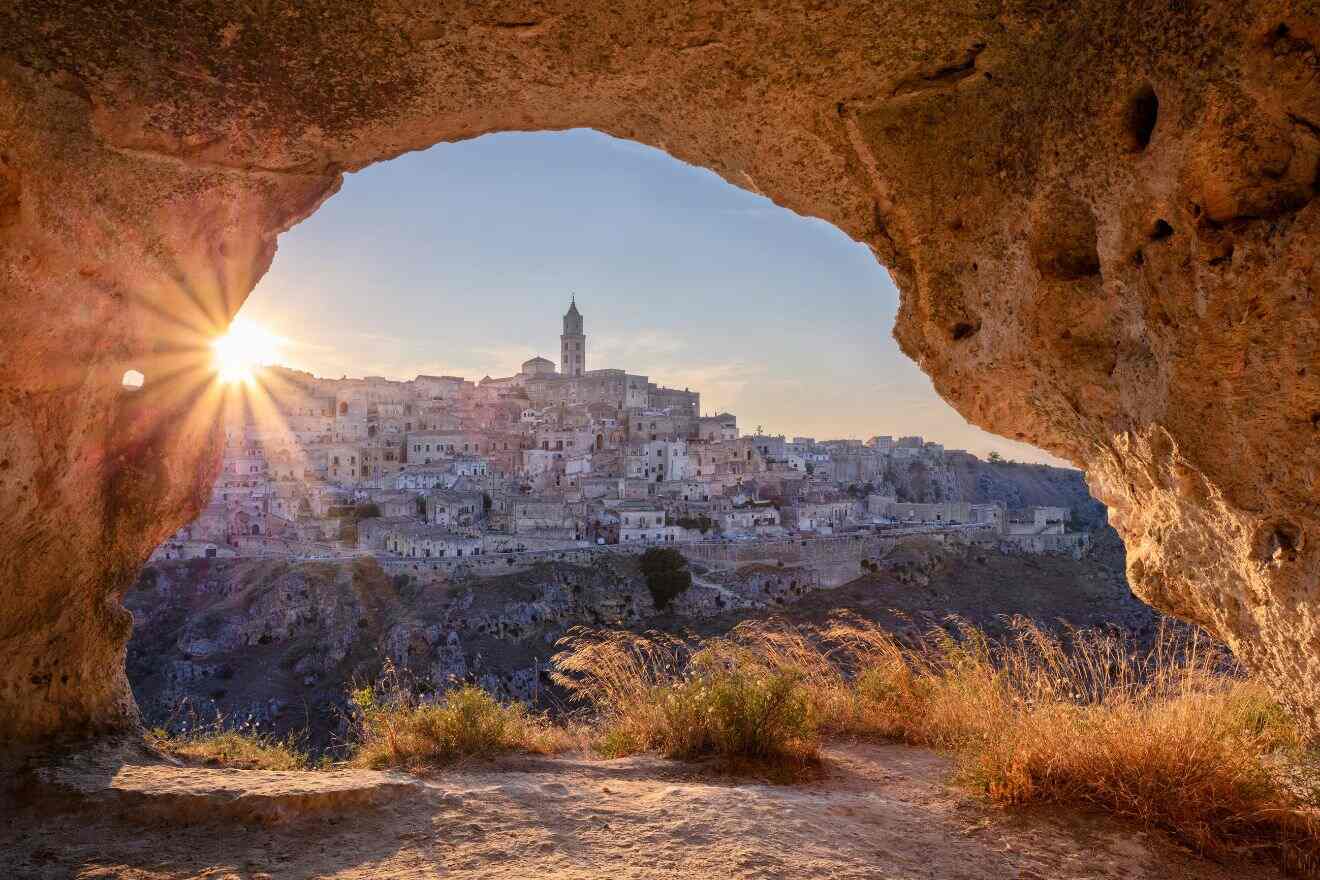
[1,1,1319,740]
[38,742,422,825]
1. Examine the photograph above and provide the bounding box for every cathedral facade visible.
[485,298,700,417]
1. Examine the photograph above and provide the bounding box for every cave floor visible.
[2,742,1282,879]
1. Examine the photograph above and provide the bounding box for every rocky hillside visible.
[126,529,1153,754]
[887,454,1108,527]
[125,556,658,752]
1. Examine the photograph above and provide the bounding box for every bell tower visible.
[560,295,585,377]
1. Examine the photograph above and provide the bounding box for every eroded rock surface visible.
[1,1,1318,740]
[37,743,422,825]
[2,744,1284,879]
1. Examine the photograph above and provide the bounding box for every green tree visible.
[638,548,692,611]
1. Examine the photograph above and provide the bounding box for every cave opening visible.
[119,129,1073,751]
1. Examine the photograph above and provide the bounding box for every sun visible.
[212,319,282,384]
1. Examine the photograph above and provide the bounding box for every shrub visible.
[347,666,568,771]
[638,548,692,610]
[552,625,820,767]
[148,727,307,770]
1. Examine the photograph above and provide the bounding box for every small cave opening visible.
[1030,189,1102,280]
[951,321,979,342]
[1125,84,1159,153]
[1256,520,1304,565]
[1150,219,1174,241]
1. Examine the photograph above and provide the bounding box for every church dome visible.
[520,356,556,376]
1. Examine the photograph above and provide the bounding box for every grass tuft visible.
[552,625,821,768]
[148,727,308,771]
[346,664,571,772]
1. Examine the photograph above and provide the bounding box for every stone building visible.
[377,522,484,559]
[560,297,585,378]
[788,497,858,533]
[879,500,973,524]
[1006,506,1069,535]
[722,503,782,534]
[696,413,738,442]
[425,487,484,527]
[368,489,418,518]
[616,502,684,544]
[513,499,578,539]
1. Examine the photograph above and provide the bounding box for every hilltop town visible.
[154,299,1089,568]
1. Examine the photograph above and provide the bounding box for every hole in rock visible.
[1150,219,1174,241]
[122,129,1075,759]
[1030,188,1102,279]
[1125,85,1159,152]
[1207,242,1235,266]
[121,369,145,390]
[1256,520,1303,564]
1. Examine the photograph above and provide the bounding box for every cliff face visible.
[885,457,1110,528]
[2,1,1319,741]
[126,558,658,750]
[126,539,1152,751]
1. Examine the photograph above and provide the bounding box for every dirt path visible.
[3,743,1283,879]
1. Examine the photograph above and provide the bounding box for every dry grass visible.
[552,626,824,767]
[828,618,1320,866]
[553,616,1320,873]
[153,616,1320,871]
[148,727,308,770]
[347,664,573,772]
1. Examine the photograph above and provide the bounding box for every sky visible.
[239,129,1062,465]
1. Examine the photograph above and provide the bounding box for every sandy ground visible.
[2,742,1285,880]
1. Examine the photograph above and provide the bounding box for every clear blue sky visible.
[240,129,1060,464]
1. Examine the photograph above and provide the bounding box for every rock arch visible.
[1,1,1318,741]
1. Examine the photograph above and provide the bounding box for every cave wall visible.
[0,0,1317,740]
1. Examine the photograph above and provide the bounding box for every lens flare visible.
[212,319,282,383]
